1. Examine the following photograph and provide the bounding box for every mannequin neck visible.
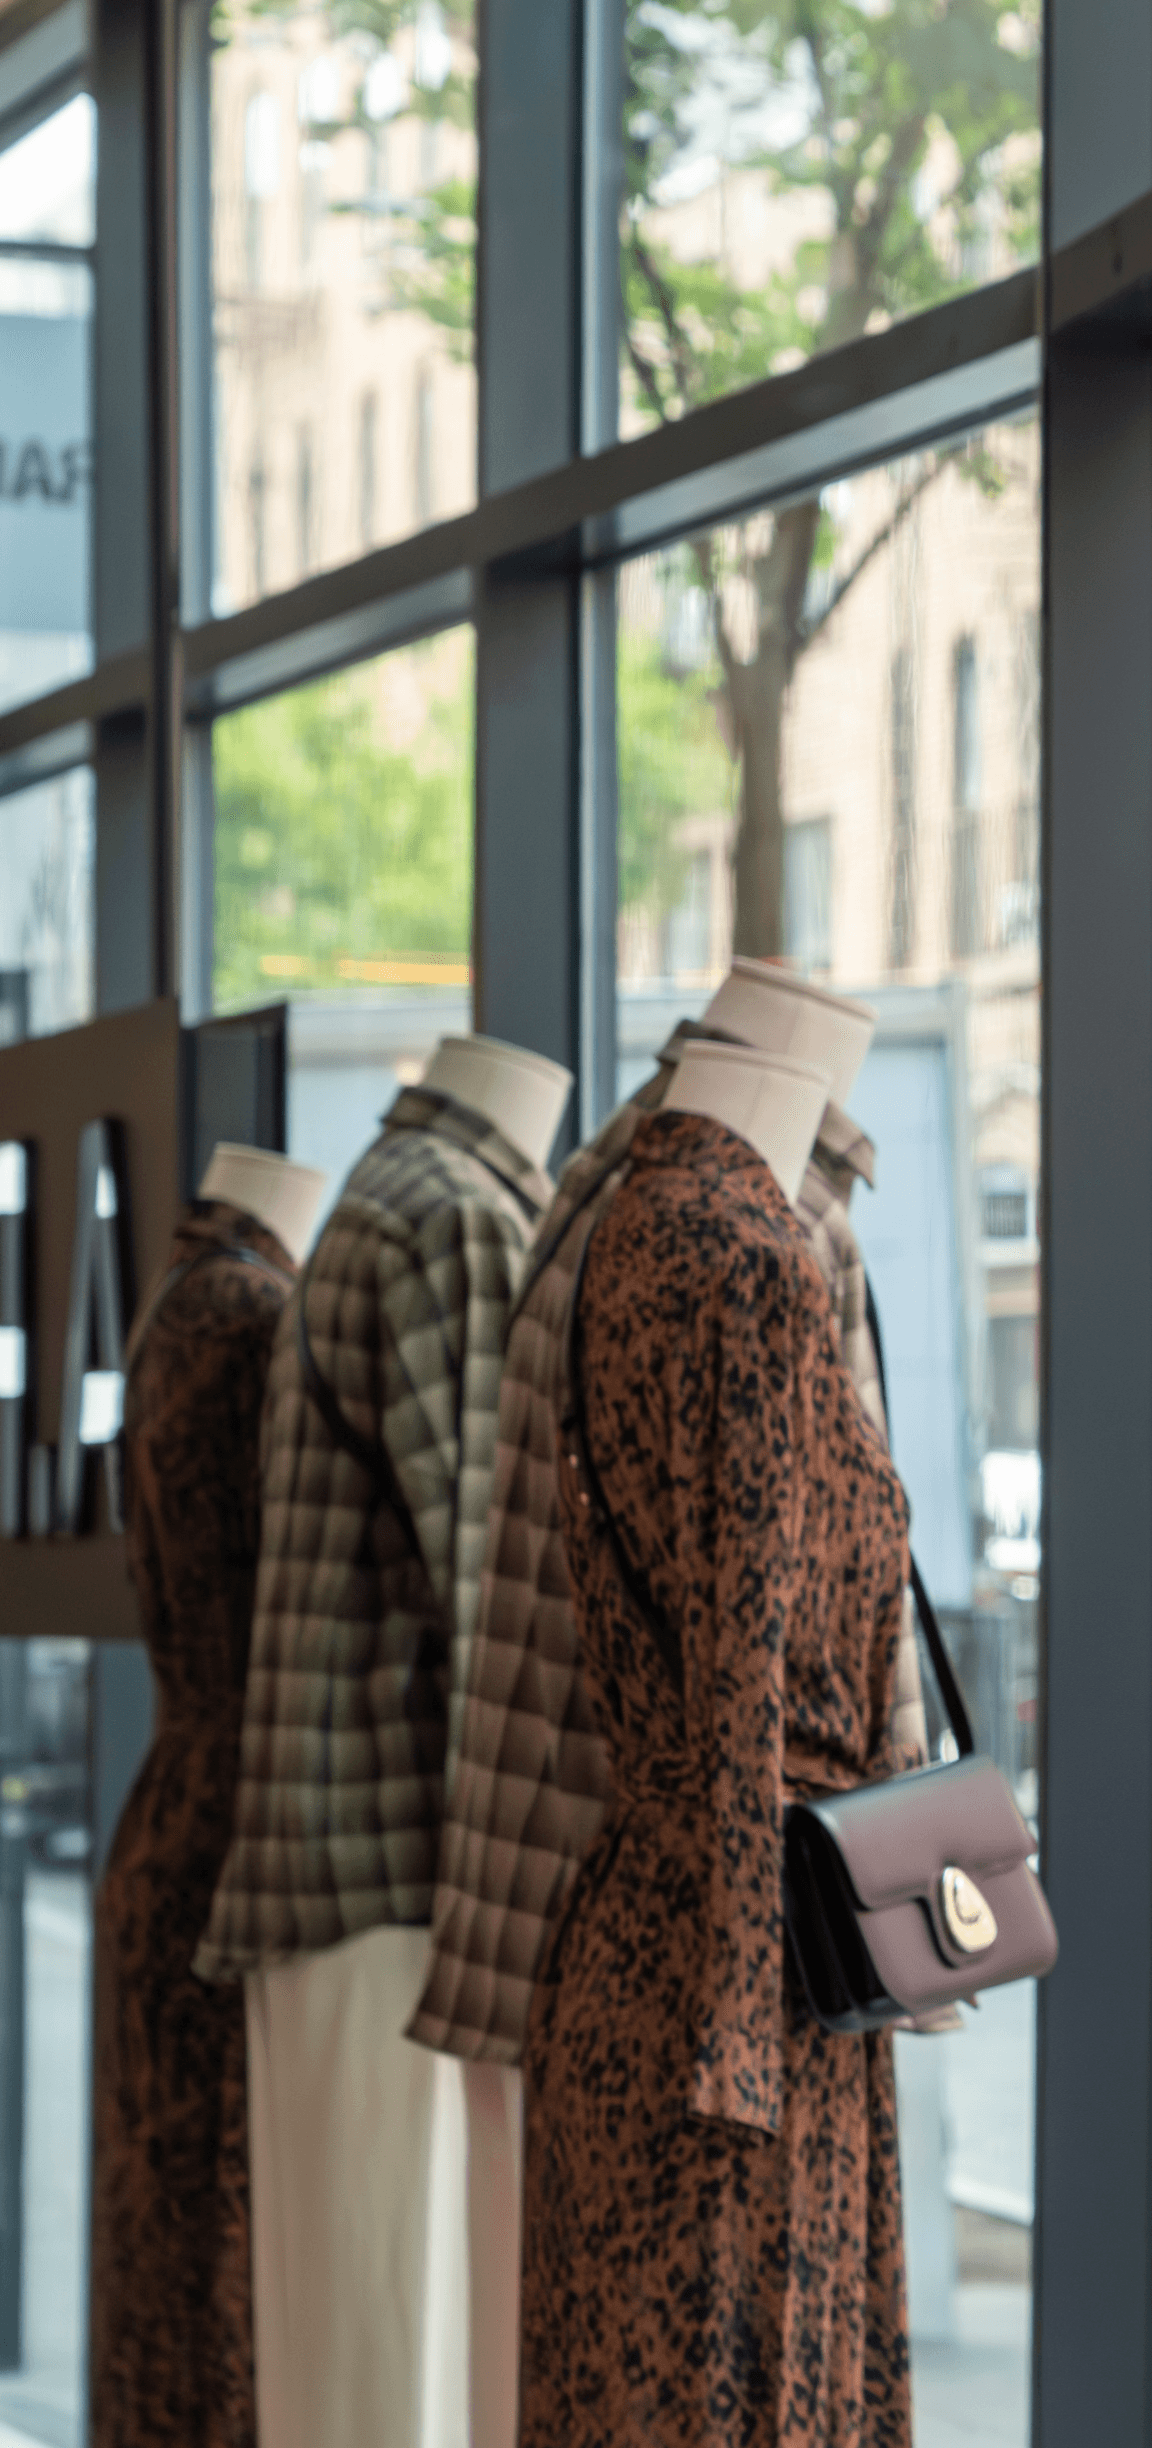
[197,1144,327,1265]
[663,1043,830,1206]
[420,1034,572,1171]
[702,958,875,1107]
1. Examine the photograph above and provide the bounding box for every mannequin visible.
[421,1036,571,1172]
[418,1038,573,2448]
[196,1037,570,2448]
[662,1044,831,1203]
[517,992,917,2448]
[91,1140,326,2448]
[701,957,875,1107]
[198,1142,327,1262]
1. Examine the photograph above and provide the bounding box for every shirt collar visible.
[653,1018,875,1194]
[383,1085,554,1219]
[176,1198,297,1278]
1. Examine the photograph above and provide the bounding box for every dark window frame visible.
[1,4,1152,2445]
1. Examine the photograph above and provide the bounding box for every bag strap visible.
[562,1221,974,1763]
[294,1250,422,1557]
[863,1276,975,1760]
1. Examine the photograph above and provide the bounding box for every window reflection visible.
[208,2,477,614]
[0,767,95,2446]
[212,629,474,1200]
[0,97,95,714]
[615,412,1041,2442]
[618,1,1040,436]
[0,772,94,1040]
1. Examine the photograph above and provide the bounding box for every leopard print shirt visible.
[520,1112,913,2448]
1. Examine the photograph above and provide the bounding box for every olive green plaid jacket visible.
[195,1089,553,1982]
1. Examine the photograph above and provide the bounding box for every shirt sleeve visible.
[683,1249,803,2139]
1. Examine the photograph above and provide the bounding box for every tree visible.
[622,0,1040,955]
[217,0,1040,961]
[213,651,473,1009]
[618,608,736,947]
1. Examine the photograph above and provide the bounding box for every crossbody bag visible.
[562,1220,1058,2034]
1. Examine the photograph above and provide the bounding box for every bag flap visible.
[804,1754,1031,1913]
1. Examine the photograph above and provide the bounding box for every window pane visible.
[0,755,95,2445]
[211,630,474,1195]
[615,413,1041,2441]
[619,4,1040,436]
[0,769,95,1041]
[0,96,95,712]
[0,1643,92,2448]
[207,3,476,614]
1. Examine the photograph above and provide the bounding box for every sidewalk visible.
[912,2287,1030,2446]
[0,1872,89,2448]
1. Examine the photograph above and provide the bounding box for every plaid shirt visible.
[195,1090,552,1982]
[407,1044,925,2063]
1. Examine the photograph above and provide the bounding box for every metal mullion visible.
[146,0,181,1006]
[0,723,93,803]
[181,276,1039,717]
[0,239,92,264]
[0,651,151,762]
[183,569,475,719]
[0,0,87,147]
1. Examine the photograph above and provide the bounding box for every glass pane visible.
[0,770,95,1042]
[0,1642,92,2448]
[619,3,1040,437]
[0,96,95,712]
[0,756,95,2445]
[615,414,1041,2443]
[207,2,476,614]
[212,628,474,1196]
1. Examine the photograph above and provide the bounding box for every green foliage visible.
[624,0,1041,418]
[617,615,734,918]
[213,654,474,1010]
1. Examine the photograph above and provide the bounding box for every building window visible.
[299,147,326,277]
[784,816,832,974]
[296,427,314,577]
[1000,608,1042,947]
[243,90,281,293]
[248,453,266,598]
[359,392,377,551]
[951,635,982,958]
[889,646,916,969]
[987,1313,1040,1452]
[414,366,434,527]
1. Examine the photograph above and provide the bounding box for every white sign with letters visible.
[0,314,90,634]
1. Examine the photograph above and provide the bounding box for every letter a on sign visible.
[55,1120,133,1535]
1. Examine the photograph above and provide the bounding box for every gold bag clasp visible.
[940,1865,998,1955]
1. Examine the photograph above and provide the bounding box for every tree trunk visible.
[729,641,790,957]
[724,499,821,959]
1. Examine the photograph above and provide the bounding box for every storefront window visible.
[208,1,476,613]
[0,770,94,1043]
[618,2,1040,437]
[0,95,95,713]
[615,410,1041,2440]
[0,759,95,2446]
[211,628,474,1193]
[0,1640,91,2448]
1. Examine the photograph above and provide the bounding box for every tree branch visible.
[800,455,945,649]
[856,112,927,289]
[624,322,667,425]
[631,231,698,411]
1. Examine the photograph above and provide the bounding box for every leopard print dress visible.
[519,1111,914,2448]
[90,1202,295,2448]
